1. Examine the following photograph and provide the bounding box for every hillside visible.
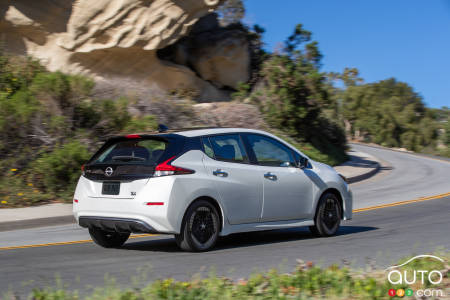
[0,52,344,207]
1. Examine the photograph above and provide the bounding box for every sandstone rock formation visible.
[0,0,250,101]
[158,13,249,90]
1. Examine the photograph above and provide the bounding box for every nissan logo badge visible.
[105,167,113,177]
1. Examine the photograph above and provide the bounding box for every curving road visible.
[350,143,450,209]
[0,145,449,296]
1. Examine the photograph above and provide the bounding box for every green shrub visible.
[96,98,132,134]
[123,115,158,133]
[0,169,48,207]
[0,90,39,139]
[30,140,90,199]
[0,53,45,96]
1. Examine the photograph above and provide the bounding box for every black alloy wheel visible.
[309,192,342,237]
[175,200,220,252]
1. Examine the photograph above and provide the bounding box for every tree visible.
[246,23,347,162]
[340,78,437,151]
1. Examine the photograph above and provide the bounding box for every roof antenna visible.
[158,124,169,133]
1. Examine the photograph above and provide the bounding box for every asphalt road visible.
[350,143,450,209]
[0,145,449,296]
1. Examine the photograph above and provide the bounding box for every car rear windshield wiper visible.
[111,156,146,162]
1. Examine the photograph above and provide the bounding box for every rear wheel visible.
[89,227,130,248]
[175,200,220,252]
[309,192,341,237]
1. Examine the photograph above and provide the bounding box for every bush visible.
[0,89,39,140]
[0,169,48,207]
[30,140,90,199]
[0,53,165,206]
[123,115,158,133]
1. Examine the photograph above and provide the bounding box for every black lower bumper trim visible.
[79,217,158,234]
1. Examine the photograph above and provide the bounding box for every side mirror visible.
[298,157,308,169]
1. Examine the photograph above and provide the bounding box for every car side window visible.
[247,134,295,167]
[201,137,215,159]
[208,134,248,163]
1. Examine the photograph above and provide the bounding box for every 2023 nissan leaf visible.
[73,128,352,251]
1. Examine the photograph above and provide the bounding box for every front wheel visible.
[175,200,220,252]
[89,227,130,248]
[309,192,342,237]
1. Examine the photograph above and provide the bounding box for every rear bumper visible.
[79,216,158,234]
[73,175,182,234]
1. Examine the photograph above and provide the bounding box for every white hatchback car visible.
[73,128,352,251]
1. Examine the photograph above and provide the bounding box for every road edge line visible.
[0,233,157,251]
[353,192,450,213]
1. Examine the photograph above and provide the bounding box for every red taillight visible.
[145,202,164,206]
[74,199,79,203]
[154,156,194,177]
[126,134,141,139]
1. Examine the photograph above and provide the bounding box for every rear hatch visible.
[83,135,183,199]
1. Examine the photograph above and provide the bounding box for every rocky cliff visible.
[0,0,250,101]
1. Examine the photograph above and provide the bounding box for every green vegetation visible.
[0,38,350,208]
[0,53,158,207]
[328,69,449,155]
[3,251,448,299]
[236,24,348,165]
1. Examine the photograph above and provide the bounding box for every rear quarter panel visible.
[168,150,225,232]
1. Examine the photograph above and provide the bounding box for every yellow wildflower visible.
[27,183,33,187]
[10,169,17,172]
[1,201,6,204]
[17,192,23,196]
[33,189,39,193]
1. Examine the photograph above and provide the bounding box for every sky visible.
[244,0,450,108]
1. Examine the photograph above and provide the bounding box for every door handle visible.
[213,169,228,177]
[264,172,277,181]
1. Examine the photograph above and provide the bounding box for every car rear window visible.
[92,139,167,165]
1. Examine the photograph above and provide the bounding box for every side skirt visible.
[220,219,315,236]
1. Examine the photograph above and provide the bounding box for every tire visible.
[175,200,220,252]
[309,192,342,237]
[89,227,130,248]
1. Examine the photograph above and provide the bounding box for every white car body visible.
[73,128,352,249]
